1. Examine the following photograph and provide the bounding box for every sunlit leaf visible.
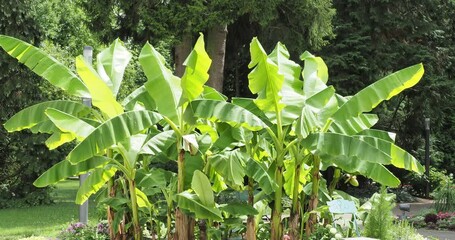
[181,33,211,103]
[97,39,132,96]
[0,35,90,97]
[67,110,162,164]
[34,156,111,187]
[76,166,117,204]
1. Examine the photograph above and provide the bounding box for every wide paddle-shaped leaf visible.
[209,149,247,188]
[268,42,303,124]
[97,39,132,96]
[185,100,267,131]
[4,100,90,132]
[322,154,400,187]
[76,166,117,204]
[45,132,75,150]
[67,110,162,164]
[34,156,111,187]
[177,191,222,221]
[248,38,284,113]
[180,34,211,103]
[141,130,176,155]
[246,160,277,195]
[331,64,424,121]
[140,42,181,122]
[300,51,329,98]
[354,135,424,173]
[122,86,156,111]
[191,170,215,207]
[0,35,90,97]
[45,108,95,140]
[301,133,392,165]
[76,56,123,118]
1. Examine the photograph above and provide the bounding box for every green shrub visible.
[405,167,450,197]
[434,174,455,212]
[390,220,426,240]
[363,186,395,240]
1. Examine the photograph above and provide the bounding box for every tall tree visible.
[82,0,335,94]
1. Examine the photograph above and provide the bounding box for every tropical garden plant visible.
[0,33,425,239]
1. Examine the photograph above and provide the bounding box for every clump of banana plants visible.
[0,34,424,240]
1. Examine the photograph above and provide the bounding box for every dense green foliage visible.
[363,187,395,240]
[320,0,455,177]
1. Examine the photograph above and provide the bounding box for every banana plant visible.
[0,35,165,239]
[235,38,425,239]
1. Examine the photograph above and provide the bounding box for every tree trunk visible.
[207,24,228,93]
[175,33,193,77]
[246,177,256,240]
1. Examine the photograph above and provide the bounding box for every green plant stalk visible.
[328,168,341,197]
[271,107,285,240]
[246,176,256,240]
[128,179,142,239]
[299,191,306,238]
[106,149,117,239]
[289,162,301,239]
[306,155,320,237]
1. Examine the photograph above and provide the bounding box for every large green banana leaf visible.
[354,135,424,173]
[122,86,156,111]
[140,130,176,155]
[331,64,424,122]
[248,38,285,113]
[67,110,162,164]
[301,133,392,165]
[180,34,211,103]
[45,132,75,150]
[321,154,400,186]
[356,129,396,142]
[76,166,117,204]
[201,86,228,101]
[4,100,90,132]
[45,108,95,140]
[300,51,329,98]
[185,100,268,131]
[246,159,278,195]
[295,86,337,139]
[329,114,379,135]
[268,42,304,124]
[192,170,215,207]
[0,35,90,97]
[117,134,149,169]
[34,156,111,187]
[75,56,124,118]
[96,39,132,97]
[209,149,247,188]
[139,42,181,122]
[178,170,222,220]
[283,160,311,198]
[231,97,274,128]
[177,191,222,221]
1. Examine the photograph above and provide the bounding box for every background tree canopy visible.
[1,0,455,206]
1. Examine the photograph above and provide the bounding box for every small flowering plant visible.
[57,221,109,240]
[437,212,455,221]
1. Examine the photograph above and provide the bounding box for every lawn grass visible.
[0,180,98,240]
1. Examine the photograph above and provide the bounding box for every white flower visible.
[335,233,342,239]
[329,227,337,235]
